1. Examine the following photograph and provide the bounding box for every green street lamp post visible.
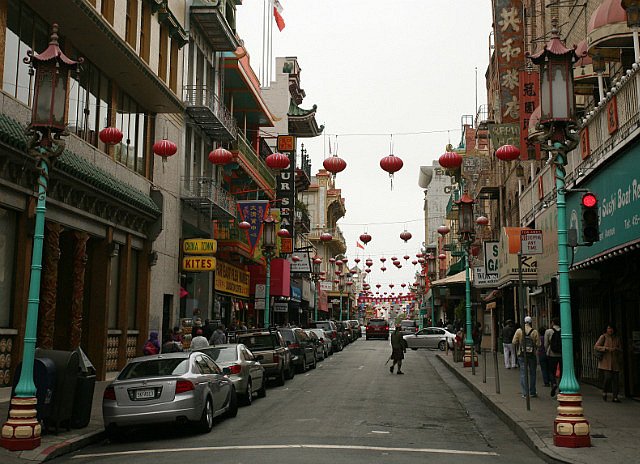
[0,25,81,451]
[312,256,322,321]
[427,251,438,327]
[526,18,590,447]
[262,215,277,328]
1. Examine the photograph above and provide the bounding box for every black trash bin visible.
[34,348,79,433]
[11,357,57,423]
[71,347,96,429]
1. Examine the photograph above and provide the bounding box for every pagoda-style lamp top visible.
[25,24,83,134]
[455,192,476,236]
[262,215,278,249]
[527,18,582,126]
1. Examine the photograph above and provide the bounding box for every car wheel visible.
[257,378,267,398]
[411,347,418,351]
[438,340,447,351]
[285,363,295,380]
[198,397,214,432]
[298,357,307,373]
[225,388,238,418]
[310,355,317,369]
[275,368,286,386]
[241,379,252,406]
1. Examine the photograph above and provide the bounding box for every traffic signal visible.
[581,193,599,244]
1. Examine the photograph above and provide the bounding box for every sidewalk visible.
[0,375,114,463]
[436,351,640,464]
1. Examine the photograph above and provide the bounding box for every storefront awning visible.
[431,271,467,287]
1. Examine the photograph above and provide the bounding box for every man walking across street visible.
[545,318,562,397]
[390,323,407,375]
[513,316,540,398]
[502,320,516,369]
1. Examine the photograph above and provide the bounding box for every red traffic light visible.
[582,193,597,208]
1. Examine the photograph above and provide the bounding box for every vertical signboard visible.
[493,1,525,125]
[519,70,540,160]
[276,135,296,241]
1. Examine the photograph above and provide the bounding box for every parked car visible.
[279,327,316,372]
[308,328,332,357]
[304,329,326,362]
[334,321,351,346]
[348,320,362,339]
[366,318,389,340]
[236,329,294,386]
[196,344,266,406]
[403,327,456,351]
[102,352,237,438]
[399,319,419,336]
[310,320,342,352]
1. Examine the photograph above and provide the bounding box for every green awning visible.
[446,258,465,276]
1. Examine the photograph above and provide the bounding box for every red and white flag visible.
[356,241,365,250]
[273,0,285,31]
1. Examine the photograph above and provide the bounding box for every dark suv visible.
[309,320,342,352]
[334,321,351,346]
[236,328,294,385]
[279,327,316,372]
[366,318,389,340]
[348,320,361,339]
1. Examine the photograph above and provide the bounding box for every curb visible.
[41,429,105,462]
[435,354,573,464]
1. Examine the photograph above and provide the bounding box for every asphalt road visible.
[58,338,542,463]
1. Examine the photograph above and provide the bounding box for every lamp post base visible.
[0,397,41,451]
[463,344,478,367]
[553,393,591,448]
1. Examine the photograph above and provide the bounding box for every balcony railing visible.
[295,208,310,233]
[308,227,346,244]
[234,132,276,191]
[184,86,237,141]
[213,222,251,248]
[181,177,237,219]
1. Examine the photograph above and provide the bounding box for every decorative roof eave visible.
[528,21,582,64]
[158,6,189,48]
[287,99,324,137]
[190,0,240,52]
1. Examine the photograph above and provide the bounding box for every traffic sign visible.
[520,229,543,255]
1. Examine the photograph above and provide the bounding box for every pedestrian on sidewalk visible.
[537,325,550,387]
[142,331,161,355]
[595,324,622,402]
[162,332,183,353]
[544,318,562,397]
[513,316,540,398]
[390,323,407,375]
[472,322,482,353]
[209,325,227,345]
[502,320,516,369]
[190,329,209,350]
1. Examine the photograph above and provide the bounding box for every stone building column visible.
[38,223,60,349]
[69,231,89,349]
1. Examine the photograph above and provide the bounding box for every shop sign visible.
[520,229,543,254]
[273,302,288,312]
[276,135,296,237]
[215,261,250,297]
[484,241,499,275]
[473,266,498,287]
[488,123,520,149]
[567,145,640,263]
[519,70,540,160]
[288,251,311,273]
[537,204,559,285]
[497,227,537,286]
[255,284,266,299]
[290,286,302,302]
[183,239,217,254]
[319,281,333,292]
[182,256,216,272]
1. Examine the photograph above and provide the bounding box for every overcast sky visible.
[237,0,493,294]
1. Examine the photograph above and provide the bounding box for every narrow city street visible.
[58,341,541,464]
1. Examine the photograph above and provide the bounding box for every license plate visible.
[135,388,155,399]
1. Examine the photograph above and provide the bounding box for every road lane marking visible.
[371,430,390,434]
[72,444,499,458]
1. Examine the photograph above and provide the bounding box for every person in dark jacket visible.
[161,333,183,353]
[143,331,161,355]
[390,324,407,375]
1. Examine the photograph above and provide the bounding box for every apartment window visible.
[114,91,148,176]
[125,0,138,49]
[169,38,179,92]
[2,0,50,105]
[101,0,115,25]
[158,24,168,81]
[139,0,151,62]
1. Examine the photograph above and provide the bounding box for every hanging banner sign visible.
[183,239,217,255]
[519,70,541,160]
[237,200,270,255]
[182,256,216,272]
[215,261,250,297]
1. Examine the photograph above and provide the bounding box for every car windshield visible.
[239,334,275,350]
[118,358,190,380]
[368,320,387,327]
[199,347,237,363]
[401,321,416,327]
[311,322,331,330]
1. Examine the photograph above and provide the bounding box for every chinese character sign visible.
[494,1,524,124]
[276,135,296,237]
[237,200,269,255]
[519,70,541,160]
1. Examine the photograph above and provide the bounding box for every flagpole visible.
[268,0,273,86]
[261,0,267,86]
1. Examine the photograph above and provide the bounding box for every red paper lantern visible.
[320,277,326,281]
[335,270,342,276]
[314,258,322,264]
[391,256,398,262]
[381,267,387,272]
[333,279,340,284]
[376,284,381,288]
[380,154,404,188]
[354,258,360,264]
[329,258,336,263]
[291,256,300,262]
[418,258,425,264]
[401,283,406,288]
[400,231,412,242]
[403,255,410,261]
[323,155,347,175]
[238,221,251,230]
[342,258,348,264]
[347,281,353,286]
[99,127,123,145]
[365,268,371,273]
[277,229,290,238]
[153,140,178,158]
[265,152,290,170]
[359,233,372,244]
[495,144,520,161]
[437,225,451,236]
[476,216,489,226]
[380,257,386,263]
[320,233,333,242]
[439,151,462,169]
[350,269,357,274]
[208,147,233,165]
[335,260,343,267]
[365,259,373,267]
[438,253,446,260]
[397,264,402,269]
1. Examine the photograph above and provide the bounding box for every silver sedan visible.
[102,352,237,438]
[308,328,332,357]
[403,327,456,351]
[197,344,266,406]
